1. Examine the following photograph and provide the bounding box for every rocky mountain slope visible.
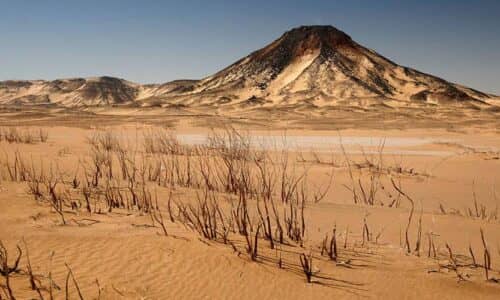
[0,25,496,109]
[0,77,138,107]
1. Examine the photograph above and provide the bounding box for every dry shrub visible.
[321,225,338,261]
[0,150,30,182]
[0,127,48,144]
[143,128,190,155]
[0,241,22,300]
[439,182,498,222]
[299,252,316,283]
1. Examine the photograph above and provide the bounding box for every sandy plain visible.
[0,108,499,299]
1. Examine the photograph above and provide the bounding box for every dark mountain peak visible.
[283,25,352,42]
[248,25,354,64]
[279,25,353,52]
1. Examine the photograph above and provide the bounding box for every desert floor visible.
[0,111,499,299]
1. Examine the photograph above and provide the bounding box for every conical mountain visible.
[180,25,491,107]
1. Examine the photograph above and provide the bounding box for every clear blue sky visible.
[1,0,499,94]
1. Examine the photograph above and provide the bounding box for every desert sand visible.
[0,113,499,299]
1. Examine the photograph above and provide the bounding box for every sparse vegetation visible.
[0,239,99,299]
[340,138,420,208]
[0,127,49,144]
[439,182,498,222]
